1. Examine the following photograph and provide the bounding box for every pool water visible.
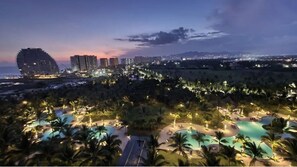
[177,129,214,149]
[28,109,74,128]
[28,109,114,141]
[90,125,115,140]
[41,125,115,141]
[41,129,66,140]
[260,116,297,127]
[260,116,297,138]
[28,120,50,128]
[177,121,273,158]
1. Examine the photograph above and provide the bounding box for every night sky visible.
[1,0,297,66]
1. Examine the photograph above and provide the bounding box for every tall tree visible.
[102,134,122,165]
[140,148,167,166]
[261,132,282,158]
[213,131,228,148]
[197,145,220,166]
[218,145,243,166]
[282,138,297,164]
[192,132,209,147]
[244,141,266,166]
[55,142,80,165]
[74,125,93,149]
[233,133,250,154]
[147,135,165,152]
[79,139,108,166]
[169,133,192,158]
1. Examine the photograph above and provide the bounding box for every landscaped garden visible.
[1,67,297,166]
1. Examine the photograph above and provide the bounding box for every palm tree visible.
[264,117,289,134]
[41,100,53,114]
[59,98,67,109]
[261,132,282,158]
[74,125,93,149]
[197,145,220,166]
[55,142,80,165]
[102,134,122,165]
[140,148,167,166]
[51,117,68,135]
[147,135,165,152]
[79,139,108,166]
[192,132,209,147]
[244,141,266,166]
[92,125,107,138]
[33,139,59,165]
[218,145,243,166]
[34,110,45,124]
[4,132,35,165]
[169,133,192,158]
[0,125,17,154]
[61,125,75,143]
[282,138,297,163]
[233,133,250,154]
[69,101,77,113]
[175,159,190,166]
[214,131,228,147]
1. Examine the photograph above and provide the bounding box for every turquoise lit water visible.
[41,125,115,141]
[260,116,297,138]
[90,125,115,140]
[37,109,114,141]
[28,110,73,128]
[41,129,67,140]
[260,115,297,127]
[28,120,50,128]
[177,121,273,158]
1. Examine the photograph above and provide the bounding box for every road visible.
[118,136,149,166]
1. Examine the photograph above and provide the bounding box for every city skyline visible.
[1,0,297,67]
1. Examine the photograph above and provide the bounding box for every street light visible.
[170,113,180,128]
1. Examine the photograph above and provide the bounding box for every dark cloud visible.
[121,0,297,57]
[115,27,224,46]
[206,0,297,54]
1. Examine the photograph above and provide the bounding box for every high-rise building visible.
[109,57,119,67]
[70,55,97,72]
[16,48,59,77]
[100,58,108,67]
[120,58,134,65]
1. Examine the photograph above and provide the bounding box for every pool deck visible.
[157,109,294,166]
[92,119,130,151]
[53,107,130,151]
[52,107,294,166]
[158,121,239,151]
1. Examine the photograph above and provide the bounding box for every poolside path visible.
[158,121,239,151]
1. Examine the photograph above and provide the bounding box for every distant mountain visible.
[166,51,250,60]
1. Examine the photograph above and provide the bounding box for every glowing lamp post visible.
[89,117,92,127]
[205,121,209,130]
[170,112,180,128]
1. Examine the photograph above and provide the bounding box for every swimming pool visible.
[90,125,115,140]
[41,125,115,141]
[177,121,273,158]
[27,109,74,128]
[260,115,297,127]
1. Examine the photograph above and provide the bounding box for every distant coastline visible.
[0,66,20,79]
